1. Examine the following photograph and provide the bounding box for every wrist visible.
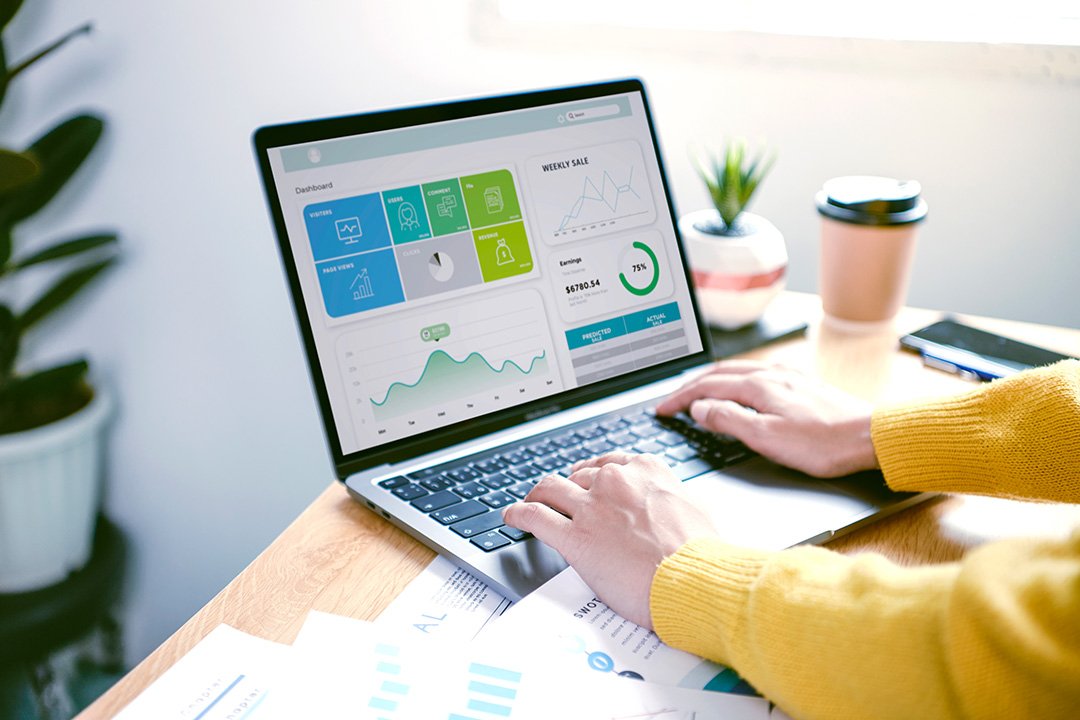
[835,411,878,475]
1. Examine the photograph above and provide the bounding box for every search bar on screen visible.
[565,104,621,122]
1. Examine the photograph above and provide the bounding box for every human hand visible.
[655,360,877,478]
[502,452,718,629]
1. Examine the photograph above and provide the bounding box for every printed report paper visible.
[112,625,290,720]
[277,610,769,719]
[374,554,511,642]
[492,566,754,693]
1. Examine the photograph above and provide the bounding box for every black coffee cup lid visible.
[816,176,928,226]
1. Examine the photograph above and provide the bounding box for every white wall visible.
[4,0,1077,667]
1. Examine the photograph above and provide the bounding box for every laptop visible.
[253,78,926,600]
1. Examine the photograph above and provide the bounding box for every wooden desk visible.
[79,293,1080,718]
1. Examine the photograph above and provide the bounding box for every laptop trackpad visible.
[683,457,894,551]
[492,539,569,599]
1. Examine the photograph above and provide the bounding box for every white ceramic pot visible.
[679,209,788,330]
[0,385,112,592]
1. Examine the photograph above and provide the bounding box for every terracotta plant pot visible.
[680,209,787,330]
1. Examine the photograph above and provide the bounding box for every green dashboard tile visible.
[473,221,533,282]
[422,179,469,236]
[461,169,521,228]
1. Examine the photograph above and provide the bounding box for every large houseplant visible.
[680,139,787,330]
[0,4,118,591]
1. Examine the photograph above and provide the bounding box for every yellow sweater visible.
[651,360,1080,719]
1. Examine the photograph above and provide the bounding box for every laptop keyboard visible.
[376,401,754,553]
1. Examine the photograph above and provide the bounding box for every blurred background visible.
[2,0,1077,712]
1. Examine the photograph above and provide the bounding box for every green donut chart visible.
[619,240,660,296]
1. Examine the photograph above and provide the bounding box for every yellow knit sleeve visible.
[651,531,1080,719]
[650,360,1080,718]
[871,359,1080,501]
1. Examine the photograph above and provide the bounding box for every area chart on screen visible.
[336,289,563,442]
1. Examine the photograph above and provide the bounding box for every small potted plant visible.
[680,139,787,330]
[0,7,118,592]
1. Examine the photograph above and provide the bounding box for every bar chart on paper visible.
[337,289,562,440]
[447,662,524,720]
[286,612,772,719]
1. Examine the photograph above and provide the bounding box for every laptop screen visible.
[255,80,708,470]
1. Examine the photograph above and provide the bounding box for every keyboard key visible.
[722,446,752,465]
[432,500,487,525]
[378,476,409,489]
[559,447,592,464]
[453,481,486,499]
[688,433,713,447]
[392,483,428,501]
[656,413,694,430]
[480,473,514,490]
[411,490,462,513]
[656,431,686,447]
[582,439,615,455]
[480,491,516,509]
[666,444,699,462]
[504,464,541,481]
[599,417,628,432]
[473,457,507,475]
[447,466,481,483]
[405,467,442,481]
[550,432,582,448]
[532,454,563,473]
[471,530,511,552]
[526,440,557,456]
[609,431,635,446]
[500,526,531,541]
[507,481,536,499]
[420,476,456,492]
[425,458,476,479]
[703,441,747,464]
[630,422,662,438]
[576,425,605,440]
[499,449,531,466]
[633,440,665,455]
[450,511,504,538]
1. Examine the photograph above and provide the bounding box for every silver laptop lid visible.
[253,79,711,478]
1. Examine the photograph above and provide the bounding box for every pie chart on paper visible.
[428,251,455,282]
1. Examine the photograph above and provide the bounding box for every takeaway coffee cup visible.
[815,176,928,330]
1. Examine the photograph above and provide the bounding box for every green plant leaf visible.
[716,141,743,227]
[0,358,91,434]
[0,358,87,399]
[9,231,116,271]
[4,23,91,85]
[0,114,104,226]
[0,223,10,268]
[16,257,115,331]
[694,139,775,231]
[0,0,24,30]
[739,148,775,207]
[0,304,17,381]
[0,38,8,109]
[739,150,763,201]
[0,147,41,193]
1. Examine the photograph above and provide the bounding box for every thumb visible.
[690,398,761,441]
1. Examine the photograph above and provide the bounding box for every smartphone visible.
[900,319,1076,381]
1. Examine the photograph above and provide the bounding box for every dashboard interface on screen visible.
[264,89,705,456]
